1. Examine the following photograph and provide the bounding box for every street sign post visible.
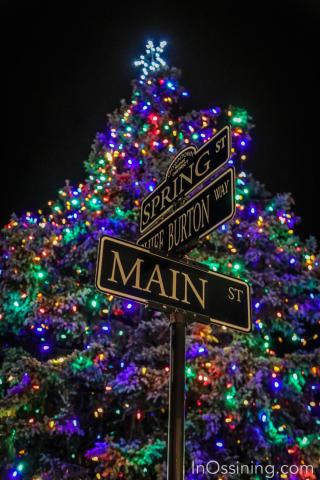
[95,125,252,480]
[96,235,252,480]
[137,168,235,255]
[96,235,252,333]
[140,126,231,234]
[167,311,186,480]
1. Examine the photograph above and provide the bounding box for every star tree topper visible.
[134,40,168,79]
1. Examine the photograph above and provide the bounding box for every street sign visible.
[137,168,235,255]
[96,235,252,332]
[140,125,231,234]
[95,114,250,480]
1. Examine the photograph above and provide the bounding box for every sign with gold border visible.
[96,236,252,332]
[137,167,235,255]
[140,125,231,234]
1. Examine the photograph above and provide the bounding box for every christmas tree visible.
[1,41,319,480]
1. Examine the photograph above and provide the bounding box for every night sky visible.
[3,1,319,239]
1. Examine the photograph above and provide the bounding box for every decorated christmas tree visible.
[1,41,319,480]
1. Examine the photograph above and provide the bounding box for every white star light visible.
[134,40,168,80]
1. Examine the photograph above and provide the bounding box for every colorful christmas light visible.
[0,41,319,479]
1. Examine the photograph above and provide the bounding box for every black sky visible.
[3,1,320,239]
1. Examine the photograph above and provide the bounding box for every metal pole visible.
[167,311,186,480]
